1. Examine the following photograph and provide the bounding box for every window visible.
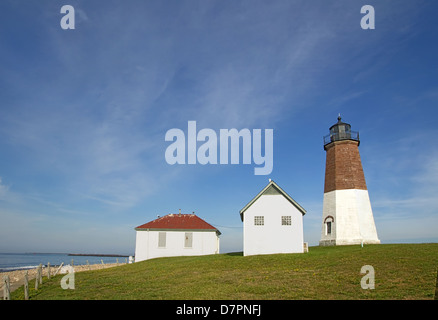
[281,216,291,225]
[254,216,264,226]
[327,222,332,235]
[324,216,334,236]
[184,232,193,248]
[158,232,166,248]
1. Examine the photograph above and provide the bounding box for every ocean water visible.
[0,253,130,272]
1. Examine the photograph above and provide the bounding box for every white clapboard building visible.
[240,180,306,256]
[134,212,221,262]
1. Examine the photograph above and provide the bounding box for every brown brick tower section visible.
[324,140,367,193]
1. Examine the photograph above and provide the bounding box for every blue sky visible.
[0,0,437,254]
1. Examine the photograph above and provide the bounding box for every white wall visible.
[243,194,304,256]
[320,189,380,246]
[135,230,219,262]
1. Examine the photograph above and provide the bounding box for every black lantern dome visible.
[323,115,360,147]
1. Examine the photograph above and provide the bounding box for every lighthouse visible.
[319,116,380,246]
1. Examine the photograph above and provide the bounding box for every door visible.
[184,232,193,248]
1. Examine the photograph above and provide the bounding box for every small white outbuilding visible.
[240,180,306,256]
[134,212,221,262]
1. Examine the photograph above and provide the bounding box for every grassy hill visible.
[11,243,438,300]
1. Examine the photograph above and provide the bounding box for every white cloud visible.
[366,140,438,241]
[328,91,366,109]
[0,178,9,199]
[76,8,89,23]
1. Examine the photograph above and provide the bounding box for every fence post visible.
[3,275,11,300]
[434,267,438,300]
[35,270,39,291]
[47,262,51,280]
[53,262,64,277]
[24,271,29,300]
[38,264,43,285]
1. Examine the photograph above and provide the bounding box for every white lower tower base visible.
[320,189,380,246]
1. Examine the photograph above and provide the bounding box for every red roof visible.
[135,214,220,233]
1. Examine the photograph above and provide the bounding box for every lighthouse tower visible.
[319,116,380,246]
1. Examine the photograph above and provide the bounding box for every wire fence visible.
[2,257,133,300]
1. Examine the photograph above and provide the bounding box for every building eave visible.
[239,180,306,221]
[135,227,221,236]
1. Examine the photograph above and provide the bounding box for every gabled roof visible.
[239,180,306,221]
[135,213,221,235]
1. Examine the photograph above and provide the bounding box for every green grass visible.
[11,243,438,300]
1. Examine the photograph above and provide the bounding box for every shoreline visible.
[68,253,129,257]
[1,262,125,298]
